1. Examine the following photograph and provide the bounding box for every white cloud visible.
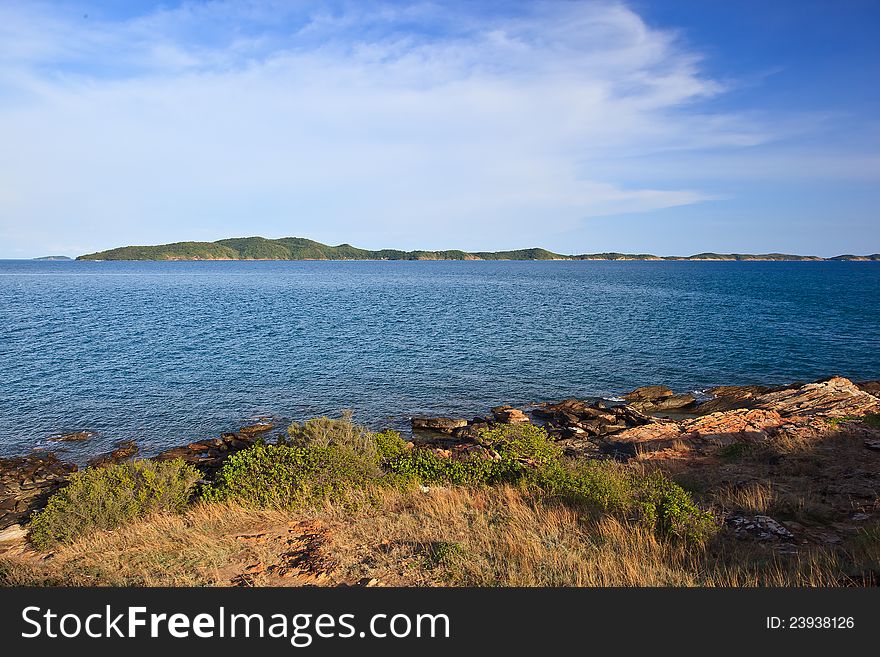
[0,0,786,255]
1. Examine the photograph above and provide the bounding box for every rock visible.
[755,376,880,418]
[600,422,685,457]
[624,385,673,402]
[411,417,469,433]
[0,453,76,530]
[491,406,530,424]
[87,440,138,468]
[856,381,880,397]
[865,440,880,452]
[725,514,795,541]
[629,394,697,414]
[682,409,786,445]
[695,385,773,414]
[0,524,27,543]
[49,430,96,442]
[238,422,275,437]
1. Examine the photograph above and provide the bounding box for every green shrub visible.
[204,443,379,508]
[478,423,562,467]
[637,471,716,543]
[719,442,753,459]
[387,449,504,485]
[29,459,200,549]
[387,424,563,486]
[528,459,637,514]
[373,429,409,464]
[285,410,376,455]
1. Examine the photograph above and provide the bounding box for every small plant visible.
[719,442,753,459]
[637,471,716,544]
[28,459,200,549]
[425,541,466,569]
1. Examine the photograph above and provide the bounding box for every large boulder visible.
[88,440,138,468]
[491,406,530,424]
[411,417,469,433]
[623,386,673,402]
[695,385,773,414]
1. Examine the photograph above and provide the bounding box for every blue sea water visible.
[1,259,878,460]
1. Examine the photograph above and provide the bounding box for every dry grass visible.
[711,482,776,515]
[0,485,856,587]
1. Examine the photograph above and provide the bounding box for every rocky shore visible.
[2,375,879,554]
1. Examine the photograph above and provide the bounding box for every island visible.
[33,256,72,261]
[75,237,880,261]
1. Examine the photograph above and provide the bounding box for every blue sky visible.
[0,0,877,257]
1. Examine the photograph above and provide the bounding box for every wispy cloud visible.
[0,0,854,255]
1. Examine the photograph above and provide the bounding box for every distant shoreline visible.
[73,236,880,262]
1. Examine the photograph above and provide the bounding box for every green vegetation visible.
[76,236,871,261]
[204,419,714,544]
[77,241,238,261]
[28,459,200,548]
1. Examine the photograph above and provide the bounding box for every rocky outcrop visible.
[0,453,76,530]
[411,417,469,433]
[534,399,657,438]
[88,440,138,468]
[622,386,696,413]
[694,385,774,414]
[753,376,880,418]
[49,430,96,442]
[155,429,263,475]
[491,406,530,424]
[856,381,880,397]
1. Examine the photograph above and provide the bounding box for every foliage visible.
[28,459,201,548]
[636,471,716,543]
[203,443,379,508]
[719,442,753,459]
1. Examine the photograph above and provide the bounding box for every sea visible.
[1,259,878,460]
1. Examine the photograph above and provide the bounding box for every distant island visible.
[33,256,72,261]
[76,237,880,261]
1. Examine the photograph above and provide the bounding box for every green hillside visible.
[75,237,877,261]
[78,241,238,260]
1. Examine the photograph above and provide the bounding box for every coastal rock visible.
[694,385,774,414]
[856,381,880,397]
[491,406,530,424]
[238,421,276,437]
[754,376,880,418]
[49,430,96,442]
[682,409,786,445]
[624,385,673,402]
[600,422,685,457]
[0,453,76,529]
[629,393,697,414]
[88,440,138,468]
[411,417,469,433]
[536,399,658,444]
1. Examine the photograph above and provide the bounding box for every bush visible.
[29,459,200,549]
[387,449,503,485]
[204,443,379,508]
[528,459,637,514]
[387,423,562,486]
[478,423,562,467]
[637,471,716,543]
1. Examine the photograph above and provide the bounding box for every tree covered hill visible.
[75,237,876,261]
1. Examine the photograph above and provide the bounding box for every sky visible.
[0,0,878,258]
